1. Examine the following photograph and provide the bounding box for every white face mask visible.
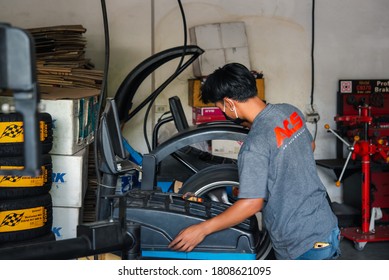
[223,99,245,125]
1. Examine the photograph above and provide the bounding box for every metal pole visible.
[360,106,371,233]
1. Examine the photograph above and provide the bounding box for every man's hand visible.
[168,223,207,252]
[168,198,264,252]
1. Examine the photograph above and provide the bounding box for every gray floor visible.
[338,237,389,260]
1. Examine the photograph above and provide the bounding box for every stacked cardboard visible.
[27,25,103,89]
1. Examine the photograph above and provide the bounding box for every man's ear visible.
[224,98,235,111]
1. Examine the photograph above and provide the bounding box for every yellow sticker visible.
[0,206,47,233]
[0,165,24,170]
[0,166,47,187]
[39,121,49,141]
[0,121,48,143]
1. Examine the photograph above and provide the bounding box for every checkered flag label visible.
[0,122,24,143]
[0,166,46,187]
[0,121,48,142]
[0,207,46,233]
[0,176,22,184]
[0,212,24,227]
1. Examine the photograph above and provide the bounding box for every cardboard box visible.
[211,139,243,159]
[189,78,265,107]
[193,106,224,116]
[192,106,226,125]
[40,86,99,155]
[50,147,88,208]
[192,46,251,77]
[225,46,251,66]
[194,49,227,78]
[190,22,251,77]
[189,23,223,49]
[52,206,82,240]
[220,22,248,48]
[193,115,227,125]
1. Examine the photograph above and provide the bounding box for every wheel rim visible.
[191,180,238,205]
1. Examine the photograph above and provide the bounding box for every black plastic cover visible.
[116,190,262,255]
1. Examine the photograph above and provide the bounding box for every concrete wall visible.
[1,0,389,202]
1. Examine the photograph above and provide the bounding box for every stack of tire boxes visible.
[40,86,99,240]
[0,109,55,246]
[188,21,265,159]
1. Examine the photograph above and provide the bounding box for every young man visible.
[169,63,340,260]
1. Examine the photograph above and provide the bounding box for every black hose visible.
[310,0,315,109]
[143,0,189,152]
[311,0,318,141]
[95,0,111,221]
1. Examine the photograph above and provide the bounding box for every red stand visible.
[340,137,389,250]
[331,105,389,250]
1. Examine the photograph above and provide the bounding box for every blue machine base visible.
[142,250,256,260]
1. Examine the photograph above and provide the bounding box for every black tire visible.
[178,164,273,260]
[158,145,238,183]
[179,164,240,204]
[0,193,53,243]
[178,145,237,165]
[0,154,52,199]
[0,112,53,156]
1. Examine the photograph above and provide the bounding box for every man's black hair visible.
[200,63,257,104]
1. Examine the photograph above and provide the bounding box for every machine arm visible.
[0,23,40,176]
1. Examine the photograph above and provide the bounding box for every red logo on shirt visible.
[274,112,303,148]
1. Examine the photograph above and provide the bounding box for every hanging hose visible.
[143,0,189,152]
[95,0,111,221]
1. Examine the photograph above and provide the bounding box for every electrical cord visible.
[158,111,172,123]
[310,0,318,141]
[174,0,188,72]
[143,0,188,152]
[310,0,315,110]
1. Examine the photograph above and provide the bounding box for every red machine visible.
[325,80,389,250]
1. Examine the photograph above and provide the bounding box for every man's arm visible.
[168,197,264,252]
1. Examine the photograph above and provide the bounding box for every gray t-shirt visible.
[238,103,338,259]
